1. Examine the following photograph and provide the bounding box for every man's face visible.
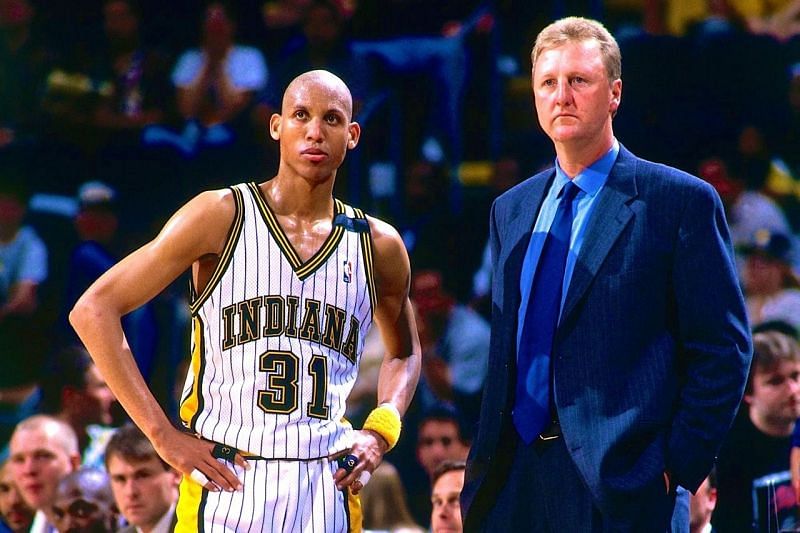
[689,476,716,531]
[271,77,359,184]
[431,469,464,533]
[532,40,620,149]
[80,364,117,426]
[107,455,178,530]
[746,360,800,427]
[8,428,75,510]
[51,481,116,533]
[416,420,469,478]
[0,466,34,532]
[743,255,786,295]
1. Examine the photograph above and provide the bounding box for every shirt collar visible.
[136,503,176,533]
[553,139,619,197]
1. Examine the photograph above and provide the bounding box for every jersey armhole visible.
[352,207,377,314]
[189,186,246,315]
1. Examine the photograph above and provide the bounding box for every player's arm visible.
[69,190,247,492]
[335,216,421,492]
[369,216,421,417]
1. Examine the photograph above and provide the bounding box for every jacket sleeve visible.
[666,180,753,492]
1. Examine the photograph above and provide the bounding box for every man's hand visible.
[152,427,249,492]
[332,429,389,495]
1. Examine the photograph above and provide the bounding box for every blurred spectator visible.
[0,461,33,533]
[663,0,750,36]
[779,63,800,189]
[51,467,117,533]
[259,0,312,57]
[740,0,800,40]
[406,403,470,528]
[104,424,179,533]
[40,345,119,470]
[737,124,800,228]
[397,162,457,274]
[740,229,800,331]
[39,37,106,192]
[415,404,470,480]
[430,460,465,533]
[359,462,424,533]
[60,181,158,381]
[92,0,174,140]
[7,415,80,533]
[690,469,717,533]
[698,155,791,250]
[713,330,800,530]
[0,0,49,152]
[145,1,267,161]
[91,0,182,226]
[272,0,355,93]
[0,176,47,448]
[411,269,489,424]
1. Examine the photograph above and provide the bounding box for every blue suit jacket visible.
[462,145,752,528]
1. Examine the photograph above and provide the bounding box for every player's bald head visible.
[282,70,353,120]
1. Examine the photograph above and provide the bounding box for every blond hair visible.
[531,16,621,83]
[360,462,423,532]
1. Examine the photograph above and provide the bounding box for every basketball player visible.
[70,70,422,532]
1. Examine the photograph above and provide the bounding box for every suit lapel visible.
[500,171,553,366]
[560,147,638,322]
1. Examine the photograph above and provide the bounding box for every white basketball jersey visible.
[180,182,376,459]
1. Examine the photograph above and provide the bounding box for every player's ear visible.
[269,114,281,141]
[347,121,361,150]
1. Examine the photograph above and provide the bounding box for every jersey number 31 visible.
[258,350,329,419]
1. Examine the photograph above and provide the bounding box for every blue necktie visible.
[513,180,580,444]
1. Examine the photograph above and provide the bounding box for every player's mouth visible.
[301,147,328,162]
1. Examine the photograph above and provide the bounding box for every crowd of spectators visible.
[2,0,800,531]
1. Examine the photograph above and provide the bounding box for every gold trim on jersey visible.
[346,489,363,533]
[353,208,377,312]
[189,186,246,315]
[175,474,206,533]
[247,182,346,281]
[180,315,206,430]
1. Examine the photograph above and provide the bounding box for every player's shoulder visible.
[163,186,241,252]
[185,186,239,220]
[364,214,405,255]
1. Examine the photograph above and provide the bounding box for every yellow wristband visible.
[363,404,402,451]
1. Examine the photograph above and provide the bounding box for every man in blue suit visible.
[461,17,752,531]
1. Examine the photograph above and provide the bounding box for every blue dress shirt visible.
[516,140,619,351]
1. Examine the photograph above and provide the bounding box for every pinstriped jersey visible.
[179,182,376,459]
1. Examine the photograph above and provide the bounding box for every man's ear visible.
[269,114,281,141]
[347,121,361,150]
[743,391,753,406]
[610,78,622,116]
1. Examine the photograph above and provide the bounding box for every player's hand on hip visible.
[153,428,248,493]
[332,429,389,494]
